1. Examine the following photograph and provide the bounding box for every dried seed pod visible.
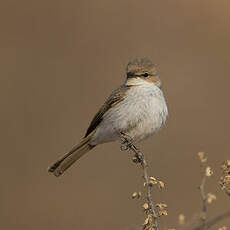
[158,181,165,189]
[143,203,149,210]
[178,214,185,225]
[206,193,216,204]
[132,192,141,199]
[206,166,213,177]
[156,203,167,210]
[159,210,168,216]
[198,152,207,163]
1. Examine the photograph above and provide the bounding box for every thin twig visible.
[198,159,209,227]
[185,153,230,230]
[192,209,230,230]
[178,154,229,230]
[179,210,230,230]
[120,132,160,230]
[199,171,207,225]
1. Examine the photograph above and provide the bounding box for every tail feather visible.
[48,137,95,177]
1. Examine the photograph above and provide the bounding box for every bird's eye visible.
[143,73,149,77]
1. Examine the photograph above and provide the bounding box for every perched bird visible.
[48,57,168,177]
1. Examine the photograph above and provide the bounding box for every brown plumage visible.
[48,132,95,177]
[48,57,167,177]
[48,85,133,177]
[85,85,133,137]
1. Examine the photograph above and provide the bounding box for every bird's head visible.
[126,57,161,88]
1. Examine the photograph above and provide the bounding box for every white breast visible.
[90,79,168,145]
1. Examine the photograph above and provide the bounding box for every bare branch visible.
[192,209,230,230]
[197,153,213,227]
[120,132,160,230]
[198,165,208,225]
[182,153,229,230]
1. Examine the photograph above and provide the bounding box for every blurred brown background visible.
[1,0,230,229]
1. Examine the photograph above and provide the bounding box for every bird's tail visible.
[48,136,95,177]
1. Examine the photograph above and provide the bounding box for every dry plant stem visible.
[193,209,230,230]
[200,175,207,216]
[199,164,207,226]
[120,132,160,230]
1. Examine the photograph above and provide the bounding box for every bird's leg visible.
[119,132,142,163]
[120,132,133,149]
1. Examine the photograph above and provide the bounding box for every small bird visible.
[48,57,168,177]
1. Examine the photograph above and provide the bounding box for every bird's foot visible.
[119,132,142,164]
[120,132,133,150]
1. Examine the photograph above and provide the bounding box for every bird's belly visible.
[90,90,167,145]
[127,116,162,143]
[124,102,167,143]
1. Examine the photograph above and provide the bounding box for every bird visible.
[48,57,168,177]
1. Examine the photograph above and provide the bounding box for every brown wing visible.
[84,85,131,137]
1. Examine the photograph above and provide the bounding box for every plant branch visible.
[197,155,211,227]
[120,132,160,230]
[199,170,207,224]
[192,209,230,230]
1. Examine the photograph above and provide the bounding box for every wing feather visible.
[84,85,131,137]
